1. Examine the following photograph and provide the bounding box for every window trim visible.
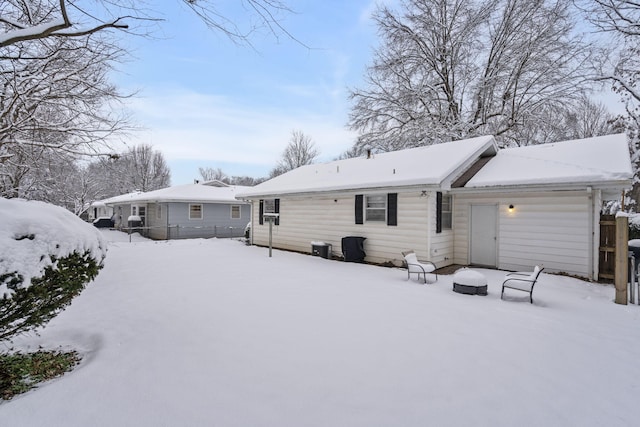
[189,203,203,220]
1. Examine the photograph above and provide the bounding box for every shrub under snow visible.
[0,198,107,341]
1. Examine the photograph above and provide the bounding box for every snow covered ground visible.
[2,230,640,427]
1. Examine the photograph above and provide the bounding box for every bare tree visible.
[349,0,594,152]
[0,0,296,48]
[582,1,640,118]
[198,167,229,183]
[270,130,319,177]
[119,144,171,192]
[229,175,265,186]
[0,35,131,157]
[579,1,640,209]
[508,95,625,145]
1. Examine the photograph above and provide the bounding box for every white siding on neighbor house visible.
[250,192,435,265]
[453,191,594,277]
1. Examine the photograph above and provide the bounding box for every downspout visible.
[166,203,170,240]
[590,187,601,280]
[425,191,432,263]
[250,200,254,245]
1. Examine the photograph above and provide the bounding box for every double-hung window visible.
[365,195,386,222]
[259,199,280,225]
[231,205,241,219]
[189,204,203,220]
[355,193,397,226]
[436,192,452,233]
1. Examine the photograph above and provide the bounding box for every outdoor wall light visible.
[508,204,515,212]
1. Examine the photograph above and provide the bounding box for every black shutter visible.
[274,198,280,225]
[259,199,264,225]
[436,192,442,233]
[355,194,364,224]
[387,193,397,226]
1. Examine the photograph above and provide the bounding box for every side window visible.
[365,195,386,221]
[436,192,452,233]
[189,204,203,220]
[259,199,280,225]
[231,205,241,219]
[356,193,397,225]
[442,194,452,230]
[156,204,161,220]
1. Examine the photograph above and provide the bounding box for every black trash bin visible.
[311,242,332,259]
[629,244,640,278]
[127,215,143,233]
[342,236,366,262]
[629,245,640,264]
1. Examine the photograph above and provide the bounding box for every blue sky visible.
[113,1,381,185]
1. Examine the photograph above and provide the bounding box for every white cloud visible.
[124,87,357,173]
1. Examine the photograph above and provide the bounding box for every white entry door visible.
[470,204,497,267]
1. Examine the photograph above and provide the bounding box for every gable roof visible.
[464,134,633,195]
[237,135,498,198]
[101,183,251,205]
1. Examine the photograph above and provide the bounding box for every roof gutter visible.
[451,179,632,196]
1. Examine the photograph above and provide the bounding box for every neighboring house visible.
[101,181,251,240]
[236,134,633,279]
[87,201,114,222]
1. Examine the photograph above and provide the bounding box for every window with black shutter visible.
[355,193,397,225]
[355,195,364,224]
[260,198,280,225]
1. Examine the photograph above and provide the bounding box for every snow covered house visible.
[101,181,251,240]
[236,134,633,279]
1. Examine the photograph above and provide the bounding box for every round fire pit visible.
[453,269,488,295]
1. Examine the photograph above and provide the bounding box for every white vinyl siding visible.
[250,192,433,265]
[453,191,593,277]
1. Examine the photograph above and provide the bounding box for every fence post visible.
[615,214,629,305]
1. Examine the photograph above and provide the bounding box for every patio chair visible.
[501,265,544,304]
[401,250,438,284]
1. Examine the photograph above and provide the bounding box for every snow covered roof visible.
[98,191,144,205]
[101,183,251,205]
[237,134,633,199]
[464,134,633,191]
[237,135,498,197]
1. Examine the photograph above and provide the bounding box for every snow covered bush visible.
[630,214,640,240]
[0,199,107,341]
